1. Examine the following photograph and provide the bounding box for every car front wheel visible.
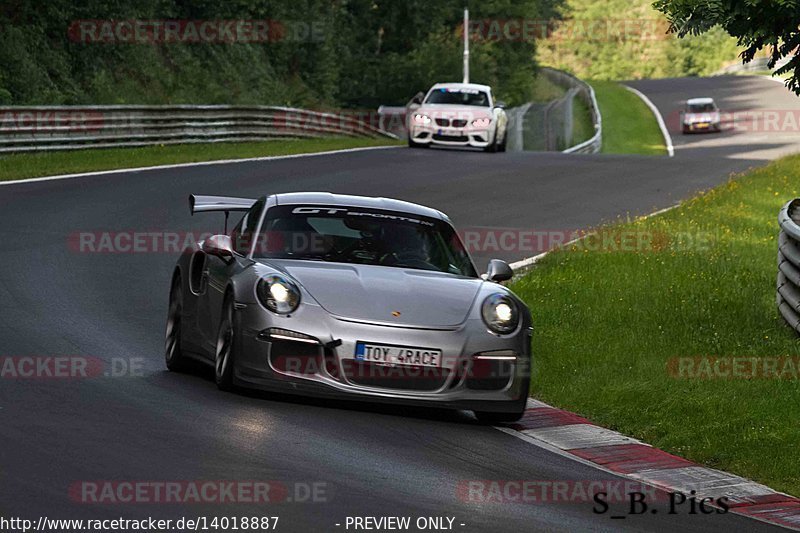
[497,128,507,152]
[165,276,189,372]
[484,131,499,153]
[474,409,525,424]
[214,295,236,391]
[474,395,527,424]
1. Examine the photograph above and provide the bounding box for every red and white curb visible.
[495,398,800,530]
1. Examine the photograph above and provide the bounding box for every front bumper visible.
[409,124,493,148]
[683,121,720,132]
[232,300,531,413]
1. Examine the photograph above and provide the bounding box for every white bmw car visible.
[681,97,721,134]
[407,83,508,152]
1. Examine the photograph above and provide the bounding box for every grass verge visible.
[511,155,800,495]
[571,95,595,148]
[590,80,666,155]
[0,137,401,183]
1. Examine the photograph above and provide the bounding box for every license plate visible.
[697,122,709,128]
[355,342,442,368]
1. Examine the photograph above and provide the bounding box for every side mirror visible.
[485,259,513,282]
[494,101,507,110]
[409,92,424,105]
[202,234,234,260]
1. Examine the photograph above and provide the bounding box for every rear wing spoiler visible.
[189,194,257,233]
[189,194,256,215]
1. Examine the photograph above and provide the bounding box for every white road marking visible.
[0,145,403,187]
[493,426,635,476]
[509,203,681,271]
[623,85,675,157]
[630,466,776,501]
[508,238,580,271]
[520,423,645,450]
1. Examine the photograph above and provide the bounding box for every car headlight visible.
[257,275,301,314]
[472,117,492,128]
[413,114,431,125]
[481,293,519,334]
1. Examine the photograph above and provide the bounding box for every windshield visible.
[687,103,716,113]
[245,205,478,277]
[425,88,490,107]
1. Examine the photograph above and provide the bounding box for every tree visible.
[653,0,800,94]
[0,0,564,106]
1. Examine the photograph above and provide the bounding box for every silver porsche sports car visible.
[165,192,531,422]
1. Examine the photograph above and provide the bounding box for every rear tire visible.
[165,276,189,372]
[214,295,236,392]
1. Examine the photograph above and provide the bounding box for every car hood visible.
[415,104,492,121]
[267,260,484,327]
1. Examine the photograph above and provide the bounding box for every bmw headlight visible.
[481,293,519,334]
[413,113,431,125]
[257,275,301,315]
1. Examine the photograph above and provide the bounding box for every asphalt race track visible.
[627,75,800,162]
[1,76,796,532]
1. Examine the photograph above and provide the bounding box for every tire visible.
[474,409,525,424]
[408,137,427,149]
[484,134,498,153]
[165,275,189,372]
[474,393,527,424]
[214,294,236,392]
[497,129,507,152]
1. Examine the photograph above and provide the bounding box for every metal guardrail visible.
[777,199,800,333]
[539,68,602,154]
[505,68,601,153]
[714,56,790,76]
[0,105,397,153]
